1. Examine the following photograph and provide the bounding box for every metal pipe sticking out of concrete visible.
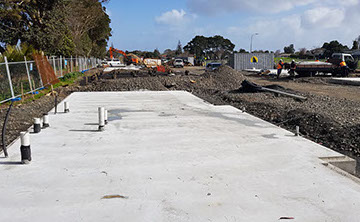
[20,132,31,164]
[43,113,50,128]
[104,109,108,125]
[98,107,105,131]
[33,118,41,133]
[295,126,300,136]
[64,102,70,113]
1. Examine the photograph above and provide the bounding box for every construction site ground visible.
[1,91,360,221]
[1,66,360,176]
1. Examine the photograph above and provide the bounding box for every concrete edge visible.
[329,79,360,86]
[320,156,360,184]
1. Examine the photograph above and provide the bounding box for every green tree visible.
[153,48,161,58]
[352,40,359,50]
[163,49,175,58]
[239,48,248,53]
[183,35,235,59]
[0,0,111,57]
[66,0,111,57]
[322,40,349,58]
[284,44,295,54]
[175,40,182,56]
[0,0,74,55]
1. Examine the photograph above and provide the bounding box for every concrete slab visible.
[1,91,360,221]
[103,65,141,73]
[330,77,360,86]
[245,68,289,76]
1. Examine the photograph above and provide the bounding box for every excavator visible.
[109,47,141,65]
[108,47,171,73]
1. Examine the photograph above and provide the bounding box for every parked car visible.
[206,62,222,71]
[173,59,184,68]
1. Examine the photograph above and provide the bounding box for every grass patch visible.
[1,71,84,107]
[275,57,326,64]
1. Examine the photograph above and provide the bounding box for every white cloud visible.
[187,0,316,15]
[155,9,195,26]
[150,0,360,52]
[301,7,345,29]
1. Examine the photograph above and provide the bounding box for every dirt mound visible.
[83,77,168,92]
[200,65,246,90]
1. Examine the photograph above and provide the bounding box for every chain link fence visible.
[0,56,101,104]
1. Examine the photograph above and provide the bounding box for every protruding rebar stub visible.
[33,118,41,133]
[64,102,70,113]
[98,107,105,131]
[104,109,108,125]
[295,126,300,136]
[20,132,31,164]
[43,113,50,128]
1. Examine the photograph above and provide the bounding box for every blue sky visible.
[105,0,360,53]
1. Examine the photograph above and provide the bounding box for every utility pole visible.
[250,33,259,53]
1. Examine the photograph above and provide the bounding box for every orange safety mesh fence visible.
[33,53,59,86]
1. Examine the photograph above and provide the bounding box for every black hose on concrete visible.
[2,101,14,158]
[55,95,58,114]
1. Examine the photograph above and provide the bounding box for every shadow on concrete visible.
[262,134,279,139]
[84,123,99,126]
[0,161,22,165]
[69,129,100,133]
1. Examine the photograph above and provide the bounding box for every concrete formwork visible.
[0,91,360,221]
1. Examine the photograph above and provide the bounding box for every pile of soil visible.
[201,65,246,90]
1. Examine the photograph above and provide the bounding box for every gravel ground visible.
[1,65,360,175]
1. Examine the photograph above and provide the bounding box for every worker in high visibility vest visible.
[277,59,284,79]
[340,60,348,77]
[289,60,297,78]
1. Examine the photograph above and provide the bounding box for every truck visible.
[286,53,358,77]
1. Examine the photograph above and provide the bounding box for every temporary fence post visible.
[52,56,57,77]
[60,55,63,77]
[4,56,15,99]
[39,71,44,88]
[71,56,73,72]
[24,56,34,93]
[64,57,67,75]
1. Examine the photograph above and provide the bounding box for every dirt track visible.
[1,66,360,175]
